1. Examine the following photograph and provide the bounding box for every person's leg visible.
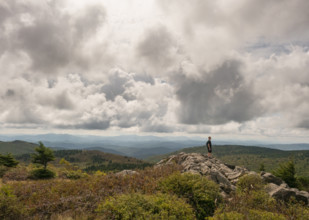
[208,150,212,157]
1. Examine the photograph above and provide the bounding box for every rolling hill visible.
[0,140,38,155]
[16,149,152,172]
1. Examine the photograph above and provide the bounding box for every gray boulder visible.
[261,172,283,185]
[115,170,139,176]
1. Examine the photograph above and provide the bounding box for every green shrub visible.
[247,209,286,220]
[159,172,221,219]
[279,201,309,220]
[297,176,309,192]
[230,175,274,212]
[0,153,19,167]
[30,168,55,179]
[61,169,89,179]
[209,209,285,220]
[259,163,266,172]
[96,193,195,220]
[273,160,298,188]
[236,174,265,194]
[207,211,245,220]
[0,185,25,219]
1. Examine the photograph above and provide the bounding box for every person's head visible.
[208,136,211,140]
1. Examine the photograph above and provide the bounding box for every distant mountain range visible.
[0,133,309,158]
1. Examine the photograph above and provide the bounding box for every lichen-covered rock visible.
[156,152,247,194]
[261,172,283,185]
[115,170,139,176]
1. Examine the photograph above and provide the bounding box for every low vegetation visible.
[209,174,309,220]
[1,163,183,219]
[159,173,222,219]
[0,142,309,219]
[97,193,195,219]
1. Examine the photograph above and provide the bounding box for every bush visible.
[207,211,245,220]
[30,168,55,179]
[159,172,221,219]
[61,169,88,179]
[236,174,265,194]
[273,160,298,188]
[229,175,274,212]
[247,209,286,220]
[0,185,25,219]
[96,193,195,220]
[2,166,29,182]
[297,176,309,192]
[209,209,286,220]
[0,153,19,167]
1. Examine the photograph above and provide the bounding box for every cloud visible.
[1,0,106,74]
[174,60,263,125]
[101,69,133,101]
[137,26,176,68]
[141,121,174,133]
[0,0,309,140]
[0,69,176,132]
[299,120,309,129]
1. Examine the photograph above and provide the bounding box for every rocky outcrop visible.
[156,152,309,205]
[156,152,247,196]
[115,169,139,176]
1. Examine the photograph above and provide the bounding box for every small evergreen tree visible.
[0,153,19,167]
[259,163,265,172]
[273,160,297,188]
[32,142,55,170]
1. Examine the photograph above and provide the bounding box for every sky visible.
[0,0,309,143]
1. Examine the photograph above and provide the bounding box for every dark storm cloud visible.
[298,120,309,129]
[175,60,263,125]
[73,5,106,39]
[0,2,10,23]
[101,70,133,101]
[2,1,106,74]
[16,20,72,73]
[54,91,75,110]
[5,89,15,97]
[0,3,10,56]
[74,120,110,130]
[57,120,110,130]
[137,26,176,68]
[133,73,155,85]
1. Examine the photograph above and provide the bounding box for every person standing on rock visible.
[206,136,212,157]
